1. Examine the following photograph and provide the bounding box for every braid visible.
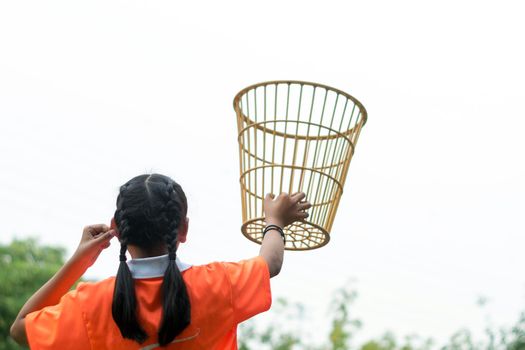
[159,183,182,260]
[119,243,127,262]
[167,237,177,261]
[112,208,148,343]
[158,182,191,346]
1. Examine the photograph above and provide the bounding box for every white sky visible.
[1,0,524,347]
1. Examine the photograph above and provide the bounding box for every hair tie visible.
[168,251,176,260]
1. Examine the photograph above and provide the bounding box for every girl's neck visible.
[127,244,168,259]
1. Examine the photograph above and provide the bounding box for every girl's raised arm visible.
[259,192,311,277]
[10,224,115,345]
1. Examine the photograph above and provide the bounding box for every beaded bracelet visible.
[263,224,286,244]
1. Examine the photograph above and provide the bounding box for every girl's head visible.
[111,173,191,346]
[113,173,188,253]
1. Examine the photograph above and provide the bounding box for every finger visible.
[85,224,110,236]
[296,211,309,221]
[94,230,116,243]
[265,193,276,200]
[299,211,309,219]
[297,201,312,210]
[291,192,306,202]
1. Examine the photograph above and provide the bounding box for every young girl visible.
[10,173,311,349]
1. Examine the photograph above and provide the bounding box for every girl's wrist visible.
[265,217,285,228]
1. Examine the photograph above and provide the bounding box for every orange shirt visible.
[25,256,271,349]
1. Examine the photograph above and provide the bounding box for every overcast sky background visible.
[1,0,524,346]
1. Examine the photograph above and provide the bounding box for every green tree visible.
[238,284,525,350]
[0,238,66,350]
[328,286,361,350]
[360,333,434,350]
[507,312,525,350]
[239,298,303,350]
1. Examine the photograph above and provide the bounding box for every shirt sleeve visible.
[222,256,272,324]
[25,288,91,350]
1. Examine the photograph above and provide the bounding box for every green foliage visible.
[238,284,525,350]
[328,286,361,350]
[0,238,66,350]
[507,312,525,350]
[360,333,434,350]
[239,285,363,350]
[239,297,304,350]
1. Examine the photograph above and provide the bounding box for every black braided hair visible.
[112,174,191,346]
[158,182,191,345]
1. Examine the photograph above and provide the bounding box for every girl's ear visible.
[178,217,189,243]
[110,217,120,238]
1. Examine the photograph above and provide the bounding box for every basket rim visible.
[233,80,368,127]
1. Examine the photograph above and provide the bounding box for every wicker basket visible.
[233,81,367,250]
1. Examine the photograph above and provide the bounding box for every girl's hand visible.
[73,224,116,268]
[263,192,312,228]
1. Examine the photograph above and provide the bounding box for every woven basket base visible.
[241,217,330,251]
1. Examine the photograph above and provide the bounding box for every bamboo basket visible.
[233,81,367,250]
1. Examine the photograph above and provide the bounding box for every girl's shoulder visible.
[184,256,269,290]
[187,256,265,276]
[76,276,116,290]
[71,277,117,306]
